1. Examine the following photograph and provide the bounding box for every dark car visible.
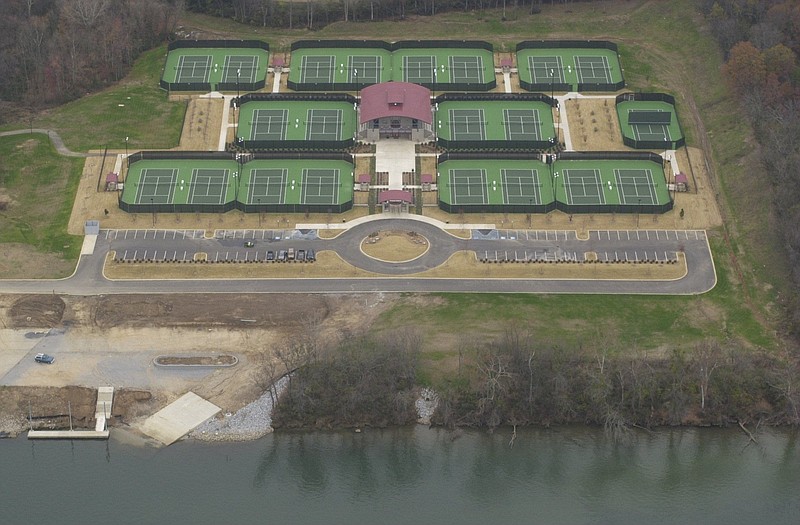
[244,241,255,248]
[34,353,55,364]
[306,249,316,262]
[296,249,306,262]
[266,251,275,261]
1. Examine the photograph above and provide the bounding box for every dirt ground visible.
[0,292,397,437]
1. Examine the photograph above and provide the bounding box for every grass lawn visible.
[0,134,85,264]
[31,46,187,153]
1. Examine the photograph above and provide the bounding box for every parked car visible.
[244,241,255,248]
[266,251,275,261]
[34,353,55,364]
[278,250,287,261]
[306,249,316,262]
[287,248,295,261]
[296,249,306,262]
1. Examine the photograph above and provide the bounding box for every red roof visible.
[675,173,688,184]
[357,174,371,183]
[378,190,413,203]
[272,57,285,67]
[360,82,432,125]
[420,174,434,183]
[106,173,118,182]
[500,58,513,67]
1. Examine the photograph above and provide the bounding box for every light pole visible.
[257,198,262,227]
[236,68,241,144]
[125,136,129,159]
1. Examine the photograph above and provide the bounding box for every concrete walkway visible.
[296,211,496,231]
[0,129,103,157]
[375,139,416,190]
[272,67,282,93]
[555,94,575,151]
[203,92,232,151]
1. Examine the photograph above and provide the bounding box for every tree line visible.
[0,0,183,118]
[184,0,588,30]
[266,326,799,434]
[700,0,800,340]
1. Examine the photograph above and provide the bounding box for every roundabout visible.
[360,230,430,263]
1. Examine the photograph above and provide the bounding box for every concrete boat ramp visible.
[140,392,221,446]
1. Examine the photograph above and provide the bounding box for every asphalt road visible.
[0,218,716,295]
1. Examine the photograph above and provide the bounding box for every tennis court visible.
[162,45,269,91]
[221,55,260,84]
[403,55,438,84]
[448,109,486,141]
[237,100,357,145]
[574,56,612,84]
[348,55,382,84]
[300,168,341,205]
[188,168,230,205]
[502,169,543,205]
[448,55,484,84]
[616,100,684,148]
[503,109,542,141]
[135,168,178,205]
[250,109,288,141]
[306,109,343,141]
[436,157,671,213]
[561,168,606,205]
[435,100,555,148]
[175,55,212,84]
[300,55,336,83]
[288,44,495,89]
[120,158,355,213]
[613,168,658,205]
[247,168,287,205]
[448,169,489,205]
[629,110,671,141]
[516,45,623,92]
[528,56,567,84]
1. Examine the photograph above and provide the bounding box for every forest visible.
[701,0,800,337]
[0,0,182,115]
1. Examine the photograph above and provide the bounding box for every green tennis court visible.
[120,158,354,211]
[435,100,556,145]
[247,168,287,205]
[300,168,341,205]
[516,47,622,91]
[237,100,357,144]
[438,160,554,208]
[162,46,269,90]
[438,158,670,212]
[616,100,684,148]
[288,45,494,88]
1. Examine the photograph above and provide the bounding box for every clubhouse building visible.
[357,82,434,142]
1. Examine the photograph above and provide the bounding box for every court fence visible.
[120,151,354,215]
[615,92,685,150]
[230,93,357,151]
[288,39,496,92]
[433,93,557,151]
[436,151,673,215]
[160,39,269,93]
[517,40,625,93]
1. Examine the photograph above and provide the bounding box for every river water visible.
[1,426,798,525]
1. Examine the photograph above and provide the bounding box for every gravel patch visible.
[415,387,439,425]
[190,376,289,442]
